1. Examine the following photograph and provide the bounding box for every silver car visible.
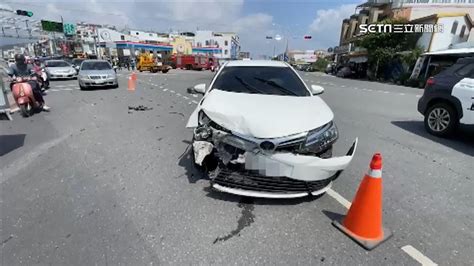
[78,60,118,90]
[44,60,77,79]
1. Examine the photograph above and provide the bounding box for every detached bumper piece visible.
[211,168,334,199]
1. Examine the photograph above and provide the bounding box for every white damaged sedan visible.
[186,60,357,199]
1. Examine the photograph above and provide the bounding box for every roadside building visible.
[238,51,251,59]
[335,1,393,67]
[292,50,318,64]
[129,30,169,44]
[194,31,239,59]
[411,13,473,52]
[392,0,474,20]
[76,23,101,56]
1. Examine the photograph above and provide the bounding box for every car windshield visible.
[72,59,85,65]
[46,61,70,67]
[81,61,111,70]
[212,66,310,96]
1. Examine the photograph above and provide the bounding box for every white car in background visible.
[44,60,77,80]
[186,60,357,199]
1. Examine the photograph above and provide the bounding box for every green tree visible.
[312,58,330,72]
[356,18,421,79]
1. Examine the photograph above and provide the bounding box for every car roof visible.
[46,60,67,63]
[225,60,288,67]
[82,60,108,63]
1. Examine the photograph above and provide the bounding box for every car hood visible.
[79,70,115,76]
[47,66,74,72]
[186,89,334,138]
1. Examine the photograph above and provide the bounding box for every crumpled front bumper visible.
[244,139,357,182]
[197,138,358,198]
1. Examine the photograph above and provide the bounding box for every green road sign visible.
[63,23,76,36]
[41,20,63,32]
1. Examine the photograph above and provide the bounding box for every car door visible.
[452,72,474,125]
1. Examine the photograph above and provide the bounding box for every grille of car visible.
[212,168,333,194]
[89,75,108,79]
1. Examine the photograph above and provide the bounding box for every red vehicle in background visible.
[170,54,216,71]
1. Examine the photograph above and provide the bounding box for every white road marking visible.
[326,188,351,209]
[50,89,59,92]
[192,100,198,104]
[416,95,422,98]
[188,102,193,105]
[63,88,73,91]
[384,91,390,94]
[183,96,189,100]
[176,93,182,96]
[163,88,168,92]
[401,245,438,266]
[399,93,405,96]
[170,90,175,93]
[159,86,164,89]
[192,94,198,98]
[354,87,358,90]
[341,85,346,88]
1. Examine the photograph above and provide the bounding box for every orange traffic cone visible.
[127,76,135,91]
[131,72,137,81]
[332,153,392,250]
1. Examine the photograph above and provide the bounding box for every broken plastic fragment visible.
[193,141,214,165]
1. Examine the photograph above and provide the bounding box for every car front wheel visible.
[424,103,458,137]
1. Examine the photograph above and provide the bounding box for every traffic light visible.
[16,10,34,17]
[304,35,312,40]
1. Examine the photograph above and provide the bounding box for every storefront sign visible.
[334,44,350,54]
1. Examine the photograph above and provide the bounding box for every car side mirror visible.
[311,85,325,95]
[188,83,206,94]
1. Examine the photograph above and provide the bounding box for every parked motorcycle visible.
[10,76,41,117]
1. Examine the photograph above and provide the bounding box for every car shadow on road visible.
[391,120,474,157]
[0,134,26,156]
[177,141,208,184]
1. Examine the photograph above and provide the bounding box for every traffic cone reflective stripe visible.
[332,153,392,250]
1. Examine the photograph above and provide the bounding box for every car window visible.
[455,63,474,77]
[211,66,310,96]
[73,59,85,65]
[81,61,112,70]
[46,61,70,67]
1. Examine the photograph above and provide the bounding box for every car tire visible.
[79,84,87,90]
[424,102,458,137]
[112,84,119,88]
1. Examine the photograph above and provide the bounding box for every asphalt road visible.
[1,68,472,265]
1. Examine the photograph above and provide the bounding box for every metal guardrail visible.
[0,64,13,120]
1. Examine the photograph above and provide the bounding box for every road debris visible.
[128,105,153,111]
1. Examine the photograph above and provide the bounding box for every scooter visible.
[33,67,49,91]
[10,76,41,117]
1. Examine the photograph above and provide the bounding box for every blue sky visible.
[1,0,362,57]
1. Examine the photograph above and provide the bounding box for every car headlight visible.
[198,111,230,133]
[198,111,211,125]
[300,121,338,154]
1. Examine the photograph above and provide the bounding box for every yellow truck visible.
[136,52,171,73]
